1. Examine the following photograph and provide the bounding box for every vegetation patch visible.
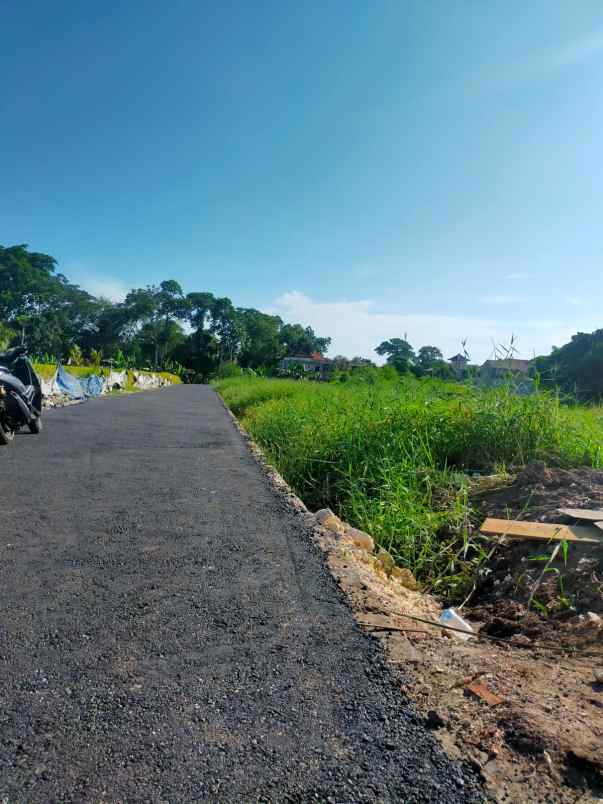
[216,374,603,597]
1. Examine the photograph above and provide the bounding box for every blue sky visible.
[1,1,602,361]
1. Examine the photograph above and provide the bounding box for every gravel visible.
[0,385,483,802]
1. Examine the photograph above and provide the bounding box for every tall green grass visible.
[216,375,603,596]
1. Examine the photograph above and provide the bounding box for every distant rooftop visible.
[482,358,531,373]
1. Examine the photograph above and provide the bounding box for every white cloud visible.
[78,275,128,302]
[480,295,527,305]
[267,291,588,364]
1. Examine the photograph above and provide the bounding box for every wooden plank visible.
[480,518,603,545]
[558,507,603,522]
[465,680,504,706]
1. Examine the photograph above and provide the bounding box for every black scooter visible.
[0,347,43,446]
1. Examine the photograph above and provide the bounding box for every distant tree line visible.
[375,332,603,402]
[374,338,456,379]
[0,244,330,380]
[3,244,601,398]
[532,329,603,402]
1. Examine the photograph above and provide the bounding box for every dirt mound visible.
[468,461,603,643]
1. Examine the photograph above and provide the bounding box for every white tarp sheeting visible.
[107,370,128,389]
[133,372,161,389]
[132,372,172,389]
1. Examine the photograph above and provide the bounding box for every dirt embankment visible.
[322,462,603,803]
[470,460,603,628]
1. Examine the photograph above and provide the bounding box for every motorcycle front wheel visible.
[28,416,42,434]
[0,419,15,445]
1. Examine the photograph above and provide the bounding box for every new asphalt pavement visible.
[0,385,482,802]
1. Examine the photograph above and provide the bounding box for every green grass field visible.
[216,375,603,597]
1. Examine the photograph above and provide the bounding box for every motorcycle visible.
[0,347,43,446]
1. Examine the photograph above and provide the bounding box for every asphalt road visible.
[0,386,482,802]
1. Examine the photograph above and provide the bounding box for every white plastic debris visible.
[439,608,475,641]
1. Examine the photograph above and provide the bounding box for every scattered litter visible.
[558,507,603,522]
[480,517,603,545]
[439,608,476,641]
[465,680,504,706]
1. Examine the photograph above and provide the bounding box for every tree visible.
[0,243,334,381]
[279,323,331,356]
[121,280,189,368]
[0,244,99,358]
[0,321,16,351]
[416,345,443,371]
[534,329,603,401]
[208,297,245,365]
[187,292,215,331]
[172,328,219,382]
[237,308,285,369]
[375,338,415,373]
[68,343,83,365]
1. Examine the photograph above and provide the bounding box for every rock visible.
[315,508,335,524]
[315,509,347,535]
[376,548,395,575]
[324,516,346,535]
[426,710,446,729]
[344,526,374,552]
[585,612,602,628]
[391,567,419,591]
[594,668,603,684]
[509,633,532,647]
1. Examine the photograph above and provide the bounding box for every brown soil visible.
[328,461,603,802]
[467,461,603,645]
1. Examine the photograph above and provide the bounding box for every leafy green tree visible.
[0,321,16,351]
[534,329,603,401]
[68,343,83,365]
[416,345,443,371]
[121,280,189,368]
[237,308,284,369]
[1,243,335,380]
[187,292,215,330]
[279,323,331,356]
[172,328,219,381]
[375,338,415,373]
[209,297,245,365]
[0,244,99,357]
[89,348,103,367]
